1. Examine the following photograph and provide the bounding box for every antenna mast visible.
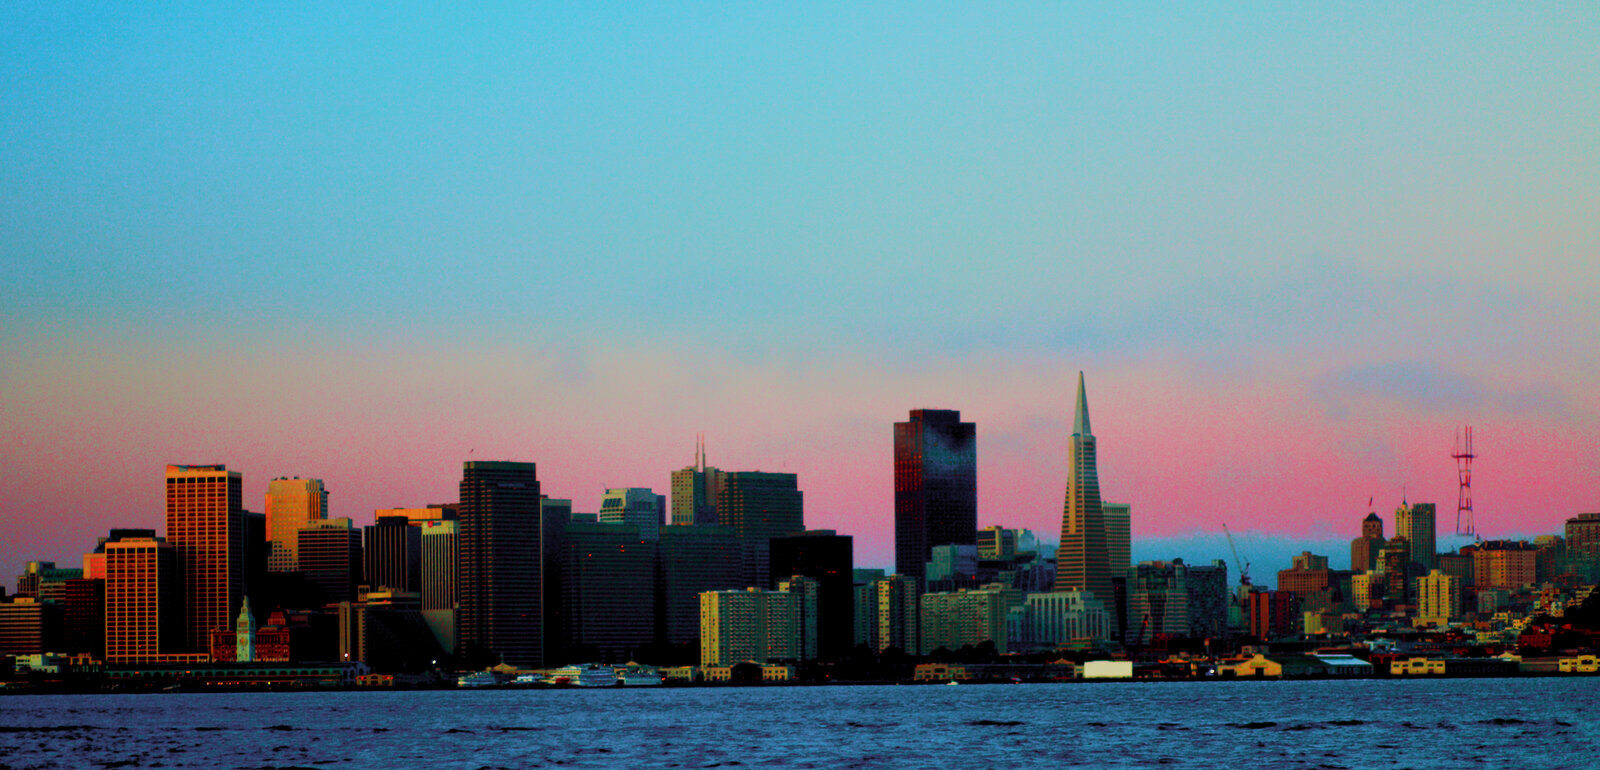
[1452,426,1477,538]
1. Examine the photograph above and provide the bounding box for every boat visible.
[457,671,498,688]
[577,664,618,687]
[622,671,662,686]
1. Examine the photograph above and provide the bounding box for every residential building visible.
[1417,569,1460,626]
[920,585,1019,655]
[700,587,800,667]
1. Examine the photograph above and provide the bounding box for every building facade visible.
[599,488,667,542]
[165,464,245,652]
[103,535,182,662]
[894,409,977,585]
[457,460,544,668]
[265,477,328,573]
[717,471,804,590]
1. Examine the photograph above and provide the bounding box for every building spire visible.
[1073,371,1092,436]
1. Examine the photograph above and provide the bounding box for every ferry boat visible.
[457,671,498,688]
[577,665,618,687]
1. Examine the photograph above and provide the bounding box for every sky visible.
[3,4,1597,584]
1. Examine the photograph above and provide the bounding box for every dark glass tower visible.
[458,460,543,667]
[718,472,804,590]
[894,409,977,584]
[770,530,854,661]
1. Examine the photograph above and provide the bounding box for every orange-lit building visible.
[266,477,329,573]
[1474,540,1538,592]
[104,535,182,662]
[166,464,246,653]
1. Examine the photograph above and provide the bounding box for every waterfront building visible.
[1417,569,1460,626]
[599,487,667,541]
[265,477,328,572]
[458,460,544,668]
[559,522,656,663]
[1019,590,1110,649]
[920,585,1019,655]
[1473,540,1538,592]
[103,535,182,662]
[235,596,258,663]
[165,464,246,652]
[718,471,804,589]
[658,524,743,647]
[670,436,725,526]
[769,530,854,661]
[1056,373,1113,630]
[874,574,919,653]
[1351,513,1386,573]
[297,518,362,605]
[894,409,977,584]
[363,515,421,593]
[699,587,800,667]
[1395,503,1438,572]
[418,518,457,653]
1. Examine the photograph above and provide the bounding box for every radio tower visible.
[1452,426,1477,538]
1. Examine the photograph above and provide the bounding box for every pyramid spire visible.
[1073,371,1092,436]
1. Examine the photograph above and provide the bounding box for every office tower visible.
[1351,512,1386,572]
[1395,503,1437,572]
[919,585,1020,655]
[559,521,657,663]
[1056,373,1112,624]
[658,525,743,647]
[458,460,543,668]
[15,561,80,601]
[894,409,977,584]
[1473,540,1538,591]
[599,488,668,541]
[419,519,458,654]
[165,464,245,652]
[777,575,820,661]
[671,436,725,526]
[62,578,106,659]
[297,518,362,605]
[538,497,573,662]
[265,477,328,573]
[83,529,158,581]
[718,471,804,589]
[1416,569,1460,626]
[874,575,919,653]
[0,598,58,657]
[977,526,1017,560]
[104,535,181,662]
[364,515,422,593]
[1379,537,1413,606]
[1020,590,1111,650]
[699,587,799,668]
[1103,503,1132,576]
[769,530,854,661]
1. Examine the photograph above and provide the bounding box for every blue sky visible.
[3,3,1596,573]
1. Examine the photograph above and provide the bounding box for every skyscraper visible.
[419,519,457,654]
[103,534,181,662]
[1103,502,1132,576]
[670,436,725,526]
[458,460,543,668]
[1395,503,1437,573]
[658,524,743,647]
[599,487,667,541]
[558,521,657,664]
[265,477,328,573]
[296,518,362,605]
[364,515,421,593]
[718,471,804,589]
[1056,374,1112,626]
[894,409,977,584]
[769,530,854,661]
[165,464,244,652]
[1351,512,1386,573]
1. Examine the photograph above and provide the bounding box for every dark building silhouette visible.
[718,471,804,590]
[62,577,105,659]
[296,519,362,605]
[658,524,743,647]
[770,530,854,661]
[895,409,976,584]
[364,515,422,593]
[458,460,543,668]
[559,522,656,663]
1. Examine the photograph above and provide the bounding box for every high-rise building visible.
[1056,373,1112,626]
[976,526,1018,560]
[15,561,80,601]
[1351,512,1386,573]
[718,471,804,589]
[670,436,724,526]
[1124,559,1230,645]
[1416,569,1460,626]
[1564,513,1600,580]
[103,534,181,662]
[1019,590,1110,650]
[419,519,458,654]
[62,577,106,659]
[558,522,657,664]
[165,464,245,652]
[1473,540,1538,591]
[919,585,1020,655]
[658,525,743,647]
[458,460,544,668]
[1395,503,1437,573]
[852,568,886,647]
[1103,503,1132,577]
[776,575,820,661]
[363,515,421,593]
[874,575,919,653]
[699,587,799,668]
[1379,537,1413,607]
[894,409,976,584]
[599,488,667,541]
[297,518,362,605]
[0,598,57,657]
[265,478,328,573]
[769,530,853,661]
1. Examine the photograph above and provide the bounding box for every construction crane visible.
[1222,523,1251,588]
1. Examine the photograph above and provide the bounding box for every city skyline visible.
[4,5,1596,575]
